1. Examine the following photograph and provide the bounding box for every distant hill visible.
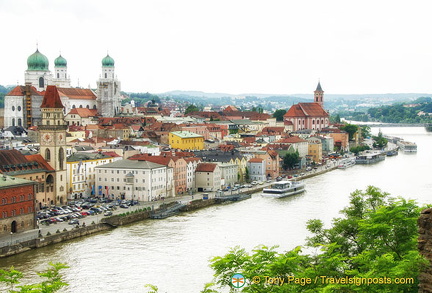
[161,90,431,101]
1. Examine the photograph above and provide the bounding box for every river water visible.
[1,127,431,293]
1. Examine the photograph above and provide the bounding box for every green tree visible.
[341,124,358,141]
[372,131,388,149]
[361,125,371,138]
[272,109,287,122]
[206,186,427,293]
[244,167,250,182]
[184,104,200,115]
[282,151,299,170]
[0,262,69,293]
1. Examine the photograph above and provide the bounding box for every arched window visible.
[18,118,22,126]
[45,149,51,161]
[72,105,76,109]
[59,148,65,170]
[93,105,97,109]
[39,77,45,88]
[79,105,83,108]
[12,118,15,126]
[86,105,90,109]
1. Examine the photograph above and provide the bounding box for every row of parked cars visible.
[37,199,118,225]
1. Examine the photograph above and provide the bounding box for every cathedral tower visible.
[314,81,324,107]
[39,86,68,205]
[24,49,52,91]
[97,54,121,117]
[52,54,71,88]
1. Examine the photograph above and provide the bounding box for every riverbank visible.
[0,160,340,258]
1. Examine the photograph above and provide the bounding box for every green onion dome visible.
[27,49,49,71]
[102,54,115,67]
[54,55,67,67]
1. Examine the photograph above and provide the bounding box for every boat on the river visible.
[356,151,386,164]
[337,158,356,169]
[397,140,417,153]
[261,180,305,198]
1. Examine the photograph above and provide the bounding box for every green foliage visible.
[340,124,358,141]
[272,109,287,121]
[361,125,371,138]
[123,92,161,107]
[207,186,427,293]
[282,151,299,170]
[368,101,432,123]
[185,104,200,115]
[350,145,371,155]
[144,284,159,293]
[0,262,69,293]
[372,131,388,149]
[330,114,341,123]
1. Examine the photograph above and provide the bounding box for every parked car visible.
[104,211,113,216]
[68,219,79,225]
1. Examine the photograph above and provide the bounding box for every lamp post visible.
[10,232,13,246]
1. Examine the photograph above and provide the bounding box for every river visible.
[1,127,431,293]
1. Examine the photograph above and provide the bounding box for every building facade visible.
[169,131,204,150]
[95,160,174,201]
[0,175,36,237]
[38,86,68,205]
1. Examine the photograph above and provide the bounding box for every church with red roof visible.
[283,82,329,131]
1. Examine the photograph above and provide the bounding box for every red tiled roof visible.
[68,108,98,117]
[196,163,217,172]
[101,151,121,158]
[284,103,328,118]
[275,136,308,144]
[249,158,264,163]
[58,88,97,100]
[41,86,64,109]
[25,154,55,171]
[6,85,42,96]
[128,154,171,166]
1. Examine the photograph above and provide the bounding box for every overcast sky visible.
[1,0,431,95]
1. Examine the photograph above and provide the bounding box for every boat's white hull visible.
[262,186,305,198]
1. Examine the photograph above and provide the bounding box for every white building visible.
[247,158,266,182]
[95,159,174,201]
[217,162,238,187]
[67,152,120,199]
[195,163,221,192]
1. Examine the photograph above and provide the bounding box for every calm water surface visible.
[1,127,431,292]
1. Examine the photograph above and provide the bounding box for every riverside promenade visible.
[0,160,340,256]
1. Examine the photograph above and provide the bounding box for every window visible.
[45,149,51,161]
[39,77,44,88]
[18,106,21,111]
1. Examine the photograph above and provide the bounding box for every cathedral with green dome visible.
[4,48,122,129]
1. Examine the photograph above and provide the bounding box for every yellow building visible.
[307,140,323,163]
[169,131,204,150]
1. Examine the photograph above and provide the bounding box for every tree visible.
[272,109,287,122]
[282,151,299,170]
[361,125,371,139]
[206,186,427,292]
[341,124,358,141]
[184,104,200,115]
[372,131,388,149]
[0,262,69,293]
[244,167,250,182]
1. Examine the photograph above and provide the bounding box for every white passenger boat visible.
[337,158,356,169]
[261,181,305,198]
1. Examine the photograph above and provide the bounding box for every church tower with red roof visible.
[39,85,68,205]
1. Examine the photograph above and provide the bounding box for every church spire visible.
[314,81,324,106]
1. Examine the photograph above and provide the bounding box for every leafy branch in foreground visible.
[0,262,69,293]
[206,186,428,292]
